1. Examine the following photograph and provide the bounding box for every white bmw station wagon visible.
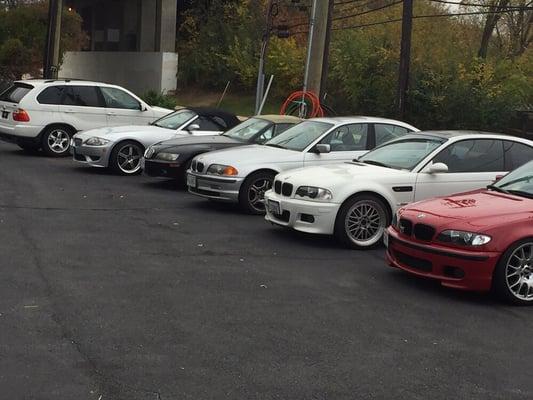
[0,79,171,157]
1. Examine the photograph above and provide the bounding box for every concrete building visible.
[60,0,179,95]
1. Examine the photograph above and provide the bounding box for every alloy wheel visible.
[248,178,272,212]
[344,200,386,247]
[47,129,70,154]
[117,144,142,174]
[505,243,533,302]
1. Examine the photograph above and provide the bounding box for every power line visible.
[428,0,533,9]
[291,6,533,34]
[289,0,403,28]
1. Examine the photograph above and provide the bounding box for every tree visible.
[478,0,510,58]
[0,1,86,80]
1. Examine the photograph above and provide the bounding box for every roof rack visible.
[42,78,92,83]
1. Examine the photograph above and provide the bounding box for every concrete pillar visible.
[155,0,177,52]
[139,0,156,51]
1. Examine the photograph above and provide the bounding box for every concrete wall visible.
[60,51,178,95]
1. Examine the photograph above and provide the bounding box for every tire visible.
[238,171,275,215]
[109,140,144,175]
[492,238,533,305]
[41,125,74,157]
[334,194,390,249]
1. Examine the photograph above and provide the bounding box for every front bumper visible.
[264,191,340,235]
[70,138,112,168]
[187,171,244,202]
[385,227,500,292]
[143,159,183,178]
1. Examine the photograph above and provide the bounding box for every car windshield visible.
[223,118,271,141]
[359,137,445,170]
[265,121,333,151]
[152,109,196,130]
[492,160,533,198]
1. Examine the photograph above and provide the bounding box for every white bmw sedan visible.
[187,117,419,214]
[264,131,533,249]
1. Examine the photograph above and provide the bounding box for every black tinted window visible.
[0,83,33,103]
[63,86,102,107]
[504,141,533,170]
[37,86,65,105]
[196,116,222,131]
[433,139,504,172]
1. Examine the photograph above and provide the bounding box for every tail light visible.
[13,109,30,122]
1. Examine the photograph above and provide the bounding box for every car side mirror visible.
[188,124,200,132]
[428,162,449,174]
[316,144,331,154]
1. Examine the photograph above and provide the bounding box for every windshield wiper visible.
[265,144,285,149]
[507,190,533,199]
[359,160,391,168]
[486,184,510,194]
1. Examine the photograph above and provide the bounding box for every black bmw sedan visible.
[141,114,302,182]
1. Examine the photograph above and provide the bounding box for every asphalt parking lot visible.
[1,141,532,400]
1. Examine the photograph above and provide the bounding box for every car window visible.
[255,126,275,144]
[0,83,33,103]
[224,118,272,142]
[62,86,103,107]
[320,123,368,151]
[37,86,65,105]
[195,116,223,131]
[359,137,445,170]
[433,139,504,173]
[266,121,333,151]
[275,123,294,135]
[212,116,228,129]
[100,87,140,110]
[375,124,410,146]
[152,109,196,130]
[503,141,533,171]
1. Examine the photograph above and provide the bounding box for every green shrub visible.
[141,90,177,109]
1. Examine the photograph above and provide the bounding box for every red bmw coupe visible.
[386,160,533,305]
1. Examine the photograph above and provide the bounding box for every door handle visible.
[64,109,75,113]
[107,112,116,116]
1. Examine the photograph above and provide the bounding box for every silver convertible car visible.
[71,107,240,175]
[187,117,419,214]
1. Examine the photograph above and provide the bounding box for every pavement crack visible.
[11,211,170,400]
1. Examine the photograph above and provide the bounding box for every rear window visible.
[0,83,33,103]
[37,86,65,105]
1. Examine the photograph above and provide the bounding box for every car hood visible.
[401,189,533,232]
[276,162,410,188]
[76,125,173,139]
[153,134,241,151]
[194,145,301,165]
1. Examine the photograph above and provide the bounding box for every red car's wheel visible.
[493,238,533,305]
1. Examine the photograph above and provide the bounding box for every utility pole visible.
[303,0,330,96]
[255,0,276,115]
[43,0,63,79]
[319,0,335,101]
[396,0,413,119]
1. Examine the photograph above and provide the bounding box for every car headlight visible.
[295,186,333,201]
[85,137,110,146]
[155,152,179,162]
[207,164,239,176]
[437,230,491,246]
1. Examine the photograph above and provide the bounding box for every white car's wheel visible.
[110,141,144,175]
[335,194,390,249]
[41,126,73,157]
